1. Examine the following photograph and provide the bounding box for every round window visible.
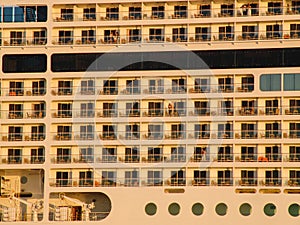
[168,203,180,216]
[215,203,228,216]
[239,203,252,216]
[20,176,28,184]
[192,203,204,216]
[288,204,299,217]
[145,203,157,216]
[264,203,276,216]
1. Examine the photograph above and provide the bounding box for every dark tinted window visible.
[37,6,47,22]
[284,48,300,67]
[236,49,283,68]
[51,48,300,72]
[3,54,47,73]
[195,50,235,69]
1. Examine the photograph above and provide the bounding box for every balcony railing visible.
[49,176,300,188]
[50,6,297,23]
[0,155,44,164]
[51,83,254,97]
[3,110,45,119]
[3,152,300,166]
[49,30,297,46]
[47,128,300,142]
[1,87,46,96]
[1,132,45,142]
[49,212,109,222]
[45,153,300,165]
[2,37,47,46]
[48,106,287,119]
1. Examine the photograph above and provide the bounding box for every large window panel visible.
[51,48,300,72]
[260,74,281,91]
[37,6,47,22]
[4,7,13,22]
[3,54,47,73]
[284,74,300,91]
[14,7,24,22]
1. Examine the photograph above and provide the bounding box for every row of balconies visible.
[46,106,300,119]
[1,37,47,46]
[5,105,297,121]
[1,133,45,142]
[50,83,253,95]
[48,177,298,188]
[0,155,44,164]
[48,153,299,164]
[44,130,300,141]
[1,30,300,47]
[2,88,46,96]
[48,31,300,45]
[5,110,45,120]
[4,4,296,24]
[1,84,253,96]
[1,128,299,141]
[1,152,299,165]
[50,5,298,23]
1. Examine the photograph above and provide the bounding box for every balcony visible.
[46,127,300,142]
[102,109,118,118]
[99,132,117,140]
[2,86,45,96]
[191,131,210,139]
[45,105,300,119]
[192,178,209,186]
[216,154,233,162]
[55,156,72,164]
[143,109,163,117]
[238,107,257,116]
[165,178,186,186]
[1,132,45,142]
[287,153,300,162]
[258,155,282,162]
[261,178,282,187]
[100,155,117,163]
[2,37,47,47]
[118,109,140,117]
[118,132,140,140]
[1,155,44,164]
[142,154,163,163]
[51,87,73,96]
[264,131,282,139]
[237,178,258,186]
[54,133,72,141]
[210,178,233,186]
[118,155,140,163]
[190,153,210,162]
[47,175,297,188]
[47,28,300,47]
[164,131,185,140]
[53,111,72,118]
[50,5,300,23]
[239,154,257,162]
[5,110,45,120]
[287,178,300,187]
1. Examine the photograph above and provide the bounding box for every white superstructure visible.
[0,1,300,224]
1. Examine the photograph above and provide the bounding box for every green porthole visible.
[239,203,252,216]
[145,203,157,216]
[192,203,204,216]
[20,176,28,184]
[264,203,276,216]
[215,203,228,216]
[168,203,180,216]
[288,204,300,217]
